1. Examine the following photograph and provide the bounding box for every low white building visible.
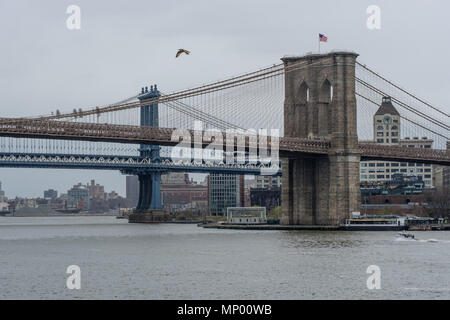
[226,207,267,224]
[0,202,9,212]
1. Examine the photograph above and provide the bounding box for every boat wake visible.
[395,237,448,243]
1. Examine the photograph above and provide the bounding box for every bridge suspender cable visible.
[357,62,450,118]
[0,59,309,124]
[3,57,447,144]
[356,92,449,140]
[0,58,348,125]
[161,100,242,131]
[159,92,244,130]
[355,77,450,131]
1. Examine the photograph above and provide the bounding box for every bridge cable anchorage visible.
[0,58,326,124]
[355,77,450,131]
[356,92,449,140]
[357,62,450,118]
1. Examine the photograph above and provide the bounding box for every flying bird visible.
[176,48,190,58]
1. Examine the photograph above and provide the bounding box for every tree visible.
[424,186,450,218]
[269,206,282,219]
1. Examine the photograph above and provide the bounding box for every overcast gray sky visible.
[0,0,449,198]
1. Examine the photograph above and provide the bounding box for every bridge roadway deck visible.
[0,120,448,165]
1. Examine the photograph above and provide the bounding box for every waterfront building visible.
[433,142,450,189]
[361,174,425,197]
[254,175,281,189]
[126,173,207,213]
[161,172,190,185]
[226,207,267,224]
[43,189,58,199]
[0,181,6,203]
[0,202,8,213]
[67,184,90,210]
[250,187,281,211]
[161,183,207,213]
[88,180,105,200]
[208,174,244,216]
[360,97,434,187]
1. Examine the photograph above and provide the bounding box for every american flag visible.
[319,34,328,42]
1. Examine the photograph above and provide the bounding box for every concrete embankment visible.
[200,223,341,231]
[409,224,450,231]
[200,223,450,231]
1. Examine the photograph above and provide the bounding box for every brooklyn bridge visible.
[0,52,449,225]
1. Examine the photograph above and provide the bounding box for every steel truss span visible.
[0,152,281,175]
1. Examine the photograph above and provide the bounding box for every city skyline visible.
[0,1,449,303]
[0,173,210,199]
[0,177,123,199]
[1,1,449,197]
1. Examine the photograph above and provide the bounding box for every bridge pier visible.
[281,52,361,226]
[136,174,153,211]
[128,85,169,223]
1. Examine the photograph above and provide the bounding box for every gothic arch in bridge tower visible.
[319,79,333,102]
[281,52,361,226]
[318,79,333,138]
[296,81,310,104]
[292,81,309,137]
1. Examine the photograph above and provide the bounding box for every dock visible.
[199,223,342,231]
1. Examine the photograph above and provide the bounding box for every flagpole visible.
[318,35,320,53]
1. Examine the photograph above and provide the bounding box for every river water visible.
[0,216,449,299]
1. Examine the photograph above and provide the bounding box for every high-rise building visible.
[67,184,90,210]
[254,175,281,189]
[88,180,105,200]
[161,172,189,184]
[360,97,434,187]
[0,181,6,203]
[44,189,58,199]
[433,142,450,189]
[207,174,244,216]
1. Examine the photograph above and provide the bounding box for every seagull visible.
[176,48,190,58]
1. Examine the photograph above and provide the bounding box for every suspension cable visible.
[357,61,450,118]
[356,92,449,140]
[356,77,450,132]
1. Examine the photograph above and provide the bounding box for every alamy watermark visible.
[66,265,81,290]
[366,265,381,290]
[366,5,381,30]
[66,5,81,30]
[170,121,280,175]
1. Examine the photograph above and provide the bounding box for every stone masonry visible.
[281,52,361,225]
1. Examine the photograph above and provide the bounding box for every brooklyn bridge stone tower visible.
[281,52,361,225]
